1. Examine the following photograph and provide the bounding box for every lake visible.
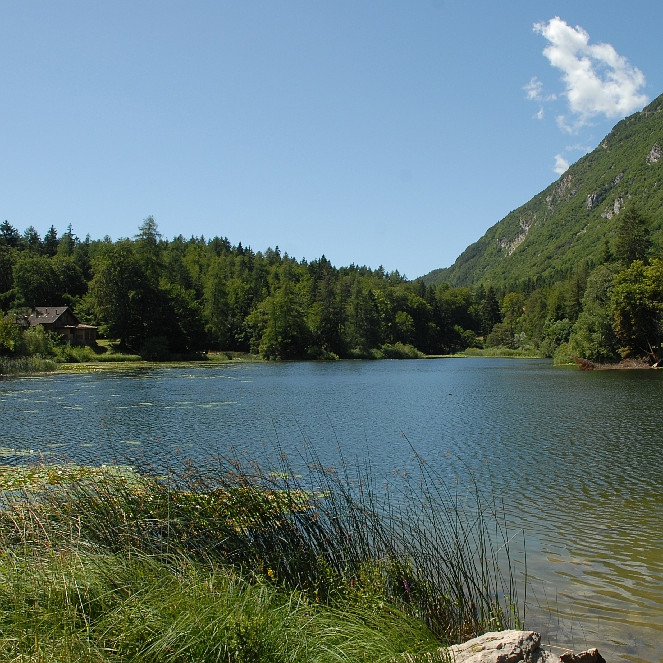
[2,357,662,662]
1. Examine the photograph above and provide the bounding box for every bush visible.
[53,343,98,363]
[459,328,480,350]
[553,342,575,365]
[539,318,573,358]
[139,335,170,360]
[375,343,425,359]
[20,325,57,357]
[0,316,21,355]
[306,345,340,360]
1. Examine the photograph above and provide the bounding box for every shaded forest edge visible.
[1,207,662,370]
[0,453,522,662]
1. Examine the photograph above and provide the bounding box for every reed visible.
[0,452,522,662]
[0,355,58,375]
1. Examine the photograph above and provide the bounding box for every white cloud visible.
[554,153,569,175]
[524,78,546,120]
[555,114,574,134]
[524,76,543,101]
[533,17,648,131]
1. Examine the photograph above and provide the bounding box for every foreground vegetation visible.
[0,453,522,662]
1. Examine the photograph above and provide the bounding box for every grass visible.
[0,338,141,375]
[0,552,451,663]
[0,452,522,662]
[0,355,59,375]
[55,341,142,363]
[456,346,541,358]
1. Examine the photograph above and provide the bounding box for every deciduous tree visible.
[569,264,620,363]
[88,241,159,352]
[12,255,58,308]
[611,259,663,359]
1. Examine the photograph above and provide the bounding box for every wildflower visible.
[267,568,274,578]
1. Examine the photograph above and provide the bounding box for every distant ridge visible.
[422,93,663,290]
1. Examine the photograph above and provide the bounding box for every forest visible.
[0,208,662,365]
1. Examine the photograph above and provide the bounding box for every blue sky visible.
[2,2,661,279]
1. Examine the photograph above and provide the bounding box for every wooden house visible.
[27,306,97,346]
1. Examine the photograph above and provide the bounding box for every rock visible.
[447,630,545,663]
[647,142,661,164]
[444,631,606,663]
[395,631,606,663]
[560,650,606,663]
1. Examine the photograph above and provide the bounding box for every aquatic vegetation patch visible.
[0,462,140,492]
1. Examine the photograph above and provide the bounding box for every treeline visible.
[478,205,663,364]
[1,207,661,363]
[0,218,499,360]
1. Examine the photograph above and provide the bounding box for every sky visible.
[2,2,662,280]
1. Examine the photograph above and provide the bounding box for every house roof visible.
[28,306,79,326]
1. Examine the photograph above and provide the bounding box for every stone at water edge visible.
[446,630,606,663]
[448,630,542,662]
[560,650,606,663]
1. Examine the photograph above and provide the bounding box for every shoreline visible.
[5,350,661,378]
[572,356,655,370]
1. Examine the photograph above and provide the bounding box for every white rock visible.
[396,630,605,663]
[447,630,549,663]
[444,631,606,663]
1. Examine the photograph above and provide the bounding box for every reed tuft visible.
[0,451,522,662]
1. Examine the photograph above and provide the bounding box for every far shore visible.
[6,347,662,378]
[572,356,655,370]
[54,349,543,373]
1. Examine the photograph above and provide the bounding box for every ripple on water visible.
[1,360,662,663]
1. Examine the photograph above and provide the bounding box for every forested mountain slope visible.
[423,93,663,290]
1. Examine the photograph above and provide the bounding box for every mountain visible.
[422,94,663,290]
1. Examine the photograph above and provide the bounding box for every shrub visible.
[0,316,21,355]
[553,342,575,365]
[376,343,425,359]
[539,318,573,358]
[20,325,57,357]
[53,343,98,363]
[139,335,170,360]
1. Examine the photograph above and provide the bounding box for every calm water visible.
[2,358,662,662]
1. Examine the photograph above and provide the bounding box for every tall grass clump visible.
[461,346,540,358]
[0,355,58,375]
[0,453,522,662]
